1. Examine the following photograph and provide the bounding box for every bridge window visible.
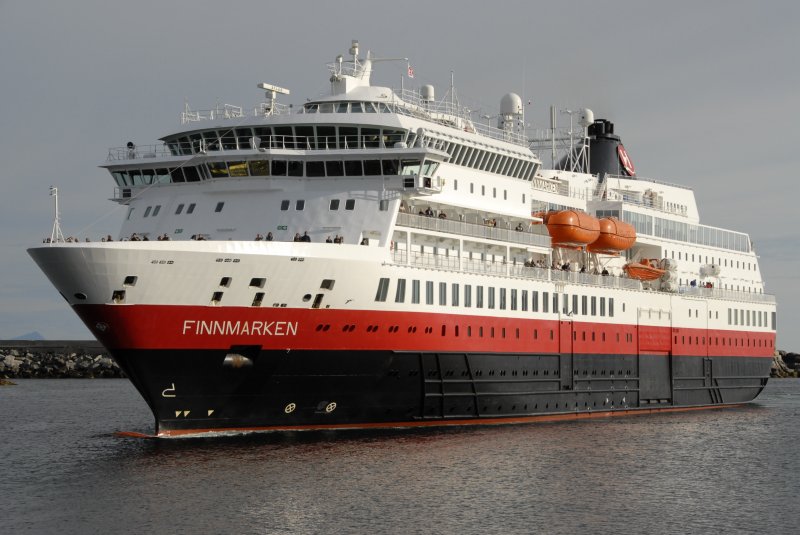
[364,160,382,175]
[306,161,325,177]
[344,160,363,176]
[248,160,269,176]
[345,199,355,210]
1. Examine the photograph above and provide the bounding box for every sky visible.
[1,0,797,350]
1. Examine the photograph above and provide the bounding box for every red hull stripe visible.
[115,403,745,439]
[78,304,775,358]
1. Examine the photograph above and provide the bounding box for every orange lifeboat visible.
[587,217,636,254]
[623,259,665,281]
[546,210,600,248]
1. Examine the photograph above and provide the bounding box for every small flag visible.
[407,63,414,78]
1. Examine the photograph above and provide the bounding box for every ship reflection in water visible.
[3,379,797,534]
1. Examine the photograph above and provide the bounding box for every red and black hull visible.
[111,346,770,436]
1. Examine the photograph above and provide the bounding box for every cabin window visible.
[215,202,224,213]
[249,278,266,288]
[329,199,340,210]
[499,288,507,310]
[295,200,305,211]
[600,297,606,317]
[280,200,290,211]
[143,206,152,218]
[521,290,528,311]
[374,278,390,302]
[510,289,517,311]
[582,295,588,315]
[152,205,161,216]
[439,282,447,306]
[395,279,406,303]
[572,295,579,315]
[476,286,484,308]
[488,287,495,309]
[345,199,356,210]
[412,280,420,304]
[425,281,434,305]
[464,285,472,307]
[543,292,549,313]
[187,203,196,214]
[609,298,614,317]
[532,291,539,312]
[452,283,459,306]
[175,204,185,215]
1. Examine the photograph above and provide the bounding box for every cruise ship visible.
[28,41,777,437]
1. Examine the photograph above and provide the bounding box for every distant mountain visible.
[10,331,45,341]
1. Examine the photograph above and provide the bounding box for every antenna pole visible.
[49,186,64,244]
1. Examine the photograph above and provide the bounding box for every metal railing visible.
[107,144,173,161]
[396,212,551,248]
[678,286,776,304]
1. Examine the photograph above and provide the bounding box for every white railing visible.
[396,212,551,248]
[678,286,776,304]
[106,144,172,161]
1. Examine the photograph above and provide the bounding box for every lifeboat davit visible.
[587,217,636,254]
[623,259,665,281]
[546,210,600,248]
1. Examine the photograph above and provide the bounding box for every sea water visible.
[3,379,799,534]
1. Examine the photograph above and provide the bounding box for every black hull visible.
[111,349,771,436]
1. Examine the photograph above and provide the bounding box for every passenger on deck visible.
[293,233,301,242]
[255,234,263,241]
[326,236,333,243]
[302,231,311,242]
[266,232,273,241]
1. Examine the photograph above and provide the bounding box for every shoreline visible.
[2,340,797,380]
[1,340,123,379]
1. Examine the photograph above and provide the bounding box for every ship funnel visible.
[587,119,636,179]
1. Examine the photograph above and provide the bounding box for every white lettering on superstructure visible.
[181,320,298,337]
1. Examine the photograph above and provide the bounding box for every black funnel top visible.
[588,119,636,179]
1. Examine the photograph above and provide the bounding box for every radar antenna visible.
[49,186,64,244]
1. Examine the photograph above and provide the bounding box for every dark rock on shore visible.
[0,341,124,379]
[771,351,799,378]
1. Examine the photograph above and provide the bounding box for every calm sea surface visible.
[2,378,799,534]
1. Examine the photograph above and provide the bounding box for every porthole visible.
[302,294,312,302]
[74,292,88,300]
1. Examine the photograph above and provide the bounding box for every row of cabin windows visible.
[728,308,776,330]
[376,278,616,317]
[134,198,363,221]
[423,136,534,180]
[452,180,526,205]
[165,124,409,156]
[664,248,758,272]
[111,158,437,187]
[675,334,773,349]
[279,199,357,211]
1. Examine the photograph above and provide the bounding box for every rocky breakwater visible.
[771,350,800,378]
[0,341,124,379]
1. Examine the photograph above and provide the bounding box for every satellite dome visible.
[578,108,594,127]
[500,93,522,116]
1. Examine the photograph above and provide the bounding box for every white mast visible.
[49,186,64,244]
